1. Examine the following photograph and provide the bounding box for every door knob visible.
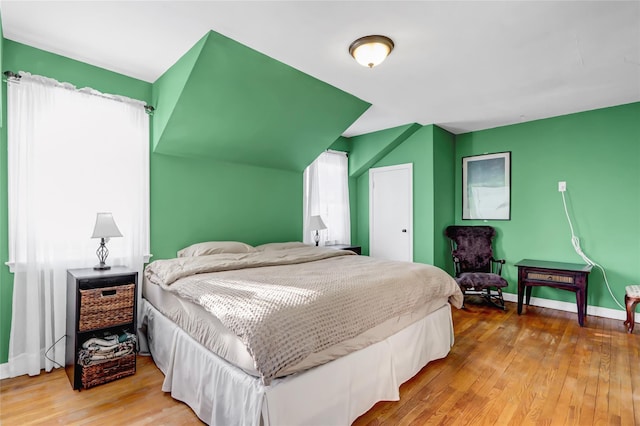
[401,229,407,233]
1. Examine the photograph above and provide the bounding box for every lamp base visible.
[94,239,111,271]
[93,263,111,271]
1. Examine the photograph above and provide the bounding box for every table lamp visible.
[91,212,122,270]
[308,215,327,246]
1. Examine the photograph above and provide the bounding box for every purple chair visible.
[445,226,508,310]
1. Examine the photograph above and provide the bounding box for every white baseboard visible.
[503,292,638,323]
[0,362,10,380]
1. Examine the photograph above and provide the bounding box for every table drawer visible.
[526,272,574,284]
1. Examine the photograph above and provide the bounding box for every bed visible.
[141,242,463,425]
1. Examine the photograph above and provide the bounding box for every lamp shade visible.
[91,212,123,239]
[308,215,327,231]
[349,35,394,68]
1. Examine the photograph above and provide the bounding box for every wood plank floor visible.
[1,301,638,425]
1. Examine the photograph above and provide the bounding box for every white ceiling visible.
[1,1,639,136]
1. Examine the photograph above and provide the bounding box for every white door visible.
[369,163,413,261]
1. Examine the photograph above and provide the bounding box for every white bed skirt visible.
[141,299,454,426]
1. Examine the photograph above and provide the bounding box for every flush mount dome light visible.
[349,35,394,68]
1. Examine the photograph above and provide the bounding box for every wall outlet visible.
[558,181,567,192]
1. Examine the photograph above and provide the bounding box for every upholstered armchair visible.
[445,226,508,310]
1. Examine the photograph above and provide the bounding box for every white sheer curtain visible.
[303,151,350,246]
[6,72,149,377]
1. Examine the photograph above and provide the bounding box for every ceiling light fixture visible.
[349,35,394,68]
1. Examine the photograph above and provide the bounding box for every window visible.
[6,72,149,376]
[303,151,350,245]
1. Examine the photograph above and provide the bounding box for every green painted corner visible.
[153,30,370,171]
[432,125,456,273]
[329,136,351,152]
[352,124,454,268]
[348,123,422,177]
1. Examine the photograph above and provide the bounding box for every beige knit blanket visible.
[145,246,463,384]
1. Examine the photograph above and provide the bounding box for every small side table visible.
[515,259,592,327]
[325,244,362,255]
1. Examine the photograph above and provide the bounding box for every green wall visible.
[150,154,301,260]
[352,124,456,267]
[455,102,640,310]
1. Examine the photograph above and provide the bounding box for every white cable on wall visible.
[561,190,624,310]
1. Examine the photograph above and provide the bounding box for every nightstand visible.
[66,267,138,390]
[326,244,362,255]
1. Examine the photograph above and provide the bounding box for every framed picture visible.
[462,151,511,220]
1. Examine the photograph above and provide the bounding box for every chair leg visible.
[460,287,467,309]
[482,287,506,310]
[495,288,506,311]
[624,294,638,334]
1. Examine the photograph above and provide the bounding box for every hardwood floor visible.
[1,301,638,425]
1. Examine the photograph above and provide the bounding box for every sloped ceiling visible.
[348,123,422,177]
[152,31,370,171]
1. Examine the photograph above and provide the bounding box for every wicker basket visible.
[81,353,136,389]
[79,284,135,331]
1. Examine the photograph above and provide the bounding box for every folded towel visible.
[78,333,137,366]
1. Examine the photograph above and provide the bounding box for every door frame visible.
[369,163,413,261]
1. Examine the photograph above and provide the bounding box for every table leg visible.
[517,283,524,315]
[625,294,638,334]
[576,289,585,327]
[583,287,589,325]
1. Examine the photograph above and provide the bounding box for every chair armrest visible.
[490,257,506,275]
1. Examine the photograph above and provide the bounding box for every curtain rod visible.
[3,70,156,115]
[3,70,21,80]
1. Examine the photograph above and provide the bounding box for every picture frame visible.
[462,151,511,220]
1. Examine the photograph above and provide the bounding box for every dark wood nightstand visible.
[66,267,138,389]
[325,244,362,255]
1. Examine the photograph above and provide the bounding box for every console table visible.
[515,259,592,327]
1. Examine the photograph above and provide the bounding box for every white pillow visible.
[177,241,255,257]
[254,242,309,252]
